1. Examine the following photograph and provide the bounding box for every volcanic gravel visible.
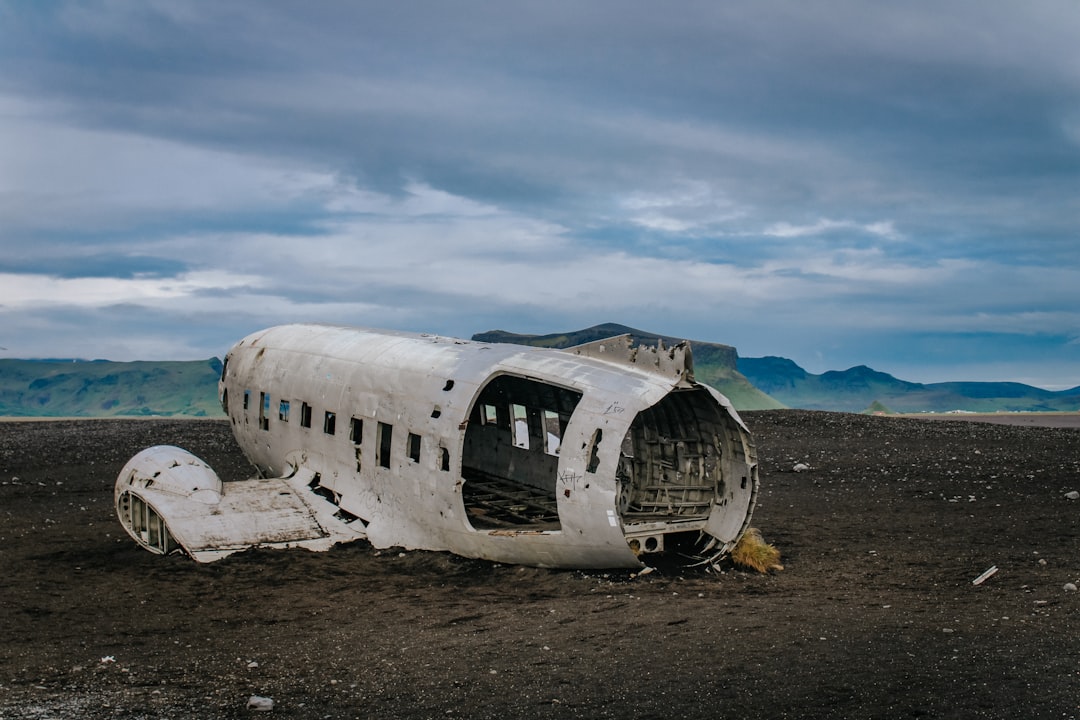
[0,411,1078,719]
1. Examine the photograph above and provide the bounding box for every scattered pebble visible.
[1064,583,1077,593]
[247,695,274,712]
[1065,491,1079,500]
[793,463,810,473]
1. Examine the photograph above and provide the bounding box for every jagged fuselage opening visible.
[619,388,727,518]
[461,374,583,530]
[460,374,756,563]
[618,387,755,558]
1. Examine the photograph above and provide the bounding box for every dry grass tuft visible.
[731,528,783,573]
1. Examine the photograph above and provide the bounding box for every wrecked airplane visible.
[116,324,758,568]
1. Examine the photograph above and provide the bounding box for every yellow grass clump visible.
[731,528,783,573]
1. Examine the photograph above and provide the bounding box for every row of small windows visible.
[242,391,561,457]
[480,402,564,457]
[241,389,447,472]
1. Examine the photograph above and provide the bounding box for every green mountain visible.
[738,356,1080,413]
[0,358,225,417]
[6,329,1074,417]
[864,400,893,415]
[472,323,784,410]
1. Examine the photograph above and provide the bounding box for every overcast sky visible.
[1,1,1078,388]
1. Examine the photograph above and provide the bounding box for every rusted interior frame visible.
[118,491,178,554]
[620,388,722,521]
[458,471,561,529]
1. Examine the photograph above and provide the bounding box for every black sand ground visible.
[1,411,1078,719]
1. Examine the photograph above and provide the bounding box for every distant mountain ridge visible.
[0,358,225,417]
[738,356,1080,413]
[2,325,1076,417]
[477,325,1080,413]
[472,323,783,410]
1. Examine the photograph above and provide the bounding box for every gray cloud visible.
[1,1,1078,386]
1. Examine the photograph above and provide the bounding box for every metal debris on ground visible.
[971,566,999,586]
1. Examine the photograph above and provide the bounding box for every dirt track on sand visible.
[1,411,1078,719]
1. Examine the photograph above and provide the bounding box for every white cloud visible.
[325,180,502,218]
[0,270,264,309]
[2,2,1079,385]
[617,181,747,233]
[762,218,900,240]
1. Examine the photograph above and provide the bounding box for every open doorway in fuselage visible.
[461,374,582,531]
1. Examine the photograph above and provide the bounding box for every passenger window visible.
[300,402,312,428]
[543,410,562,456]
[407,433,421,463]
[243,390,250,410]
[377,422,393,468]
[439,446,450,472]
[279,400,290,422]
[324,411,336,435]
[482,404,498,425]
[259,392,270,431]
[348,419,363,472]
[511,404,529,449]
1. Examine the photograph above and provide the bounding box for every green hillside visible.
[9,328,1069,418]
[472,324,784,411]
[738,356,1080,413]
[0,358,225,417]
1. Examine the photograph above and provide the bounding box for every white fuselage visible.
[119,324,758,568]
